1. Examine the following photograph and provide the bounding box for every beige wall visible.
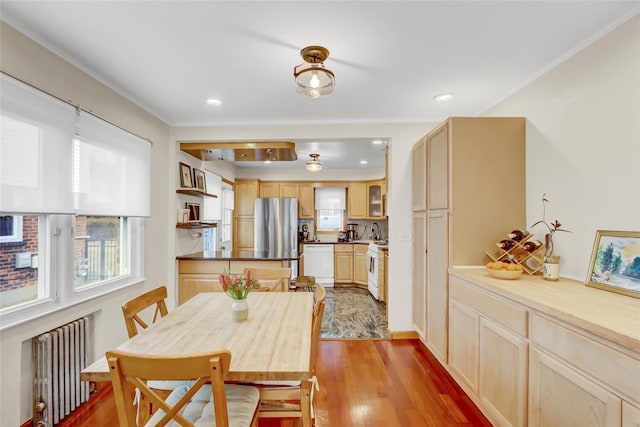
[482,15,640,281]
[0,22,172,425]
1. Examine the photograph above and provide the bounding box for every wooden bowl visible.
[486,268,523,280]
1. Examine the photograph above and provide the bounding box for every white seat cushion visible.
[248,380,301,386]
[145,383,259,427]
[147,380,192,391]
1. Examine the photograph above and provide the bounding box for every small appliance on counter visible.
[338,231,347,242]
[346,223,359,242]
[299,223,309,242]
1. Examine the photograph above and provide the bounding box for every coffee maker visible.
[346,223,358,242]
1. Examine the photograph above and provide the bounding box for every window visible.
[0,73,150,328]
[219,186,234,250]
[74,216,128,288]
[315,187,346,232]
[0,215,23,243]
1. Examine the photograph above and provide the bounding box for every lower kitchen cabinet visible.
[479,318,528,427]
[447,268,640,427]
[426,210,448,363]
[529,348,621,427]
[334,244,353,284]
[353,244,368,285]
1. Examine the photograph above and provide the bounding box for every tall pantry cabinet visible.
[411,117,526,364]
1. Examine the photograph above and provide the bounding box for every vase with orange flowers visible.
[530,194,571,281]
[218,269,260,321]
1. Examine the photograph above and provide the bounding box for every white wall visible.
[482,15,640,281]
[0,22,172,425]
[172,123,435,335]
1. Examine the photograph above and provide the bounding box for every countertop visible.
[177,250,301,261]
[300,239,388,249]
[450,267,640,352]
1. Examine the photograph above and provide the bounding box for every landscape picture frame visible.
[585,230,640,299]
[179,162,194,188]
[193,168,206,192]
[185,202,201,223]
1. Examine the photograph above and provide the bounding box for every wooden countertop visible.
[177,250,301,261]
[450,267,640,352]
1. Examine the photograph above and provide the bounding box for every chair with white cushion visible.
[107,349,260,427]
[251,283,326,427]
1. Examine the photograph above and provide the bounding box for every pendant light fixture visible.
[306,153,323,172]
[294,46,335,98]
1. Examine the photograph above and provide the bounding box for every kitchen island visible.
[176,250,301,304]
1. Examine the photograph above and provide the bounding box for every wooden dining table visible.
[80,291,314,383]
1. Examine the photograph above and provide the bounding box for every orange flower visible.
[218,269,260,299]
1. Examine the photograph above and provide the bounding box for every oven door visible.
[367,249,379,300]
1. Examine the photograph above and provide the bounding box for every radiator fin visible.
[33,317,90,426]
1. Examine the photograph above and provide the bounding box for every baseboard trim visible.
[391,330,419,339]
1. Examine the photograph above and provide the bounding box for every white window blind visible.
[315,187,346,210]
[202,171,222,221]
[0,74,75,214]
[75,111,151,216]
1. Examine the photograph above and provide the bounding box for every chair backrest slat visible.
[121,286,169,338]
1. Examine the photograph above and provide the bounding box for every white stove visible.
[366,242,387,300]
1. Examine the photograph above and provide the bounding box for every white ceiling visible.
[1,1,638,170]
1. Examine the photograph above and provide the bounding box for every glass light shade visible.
[306,159,323,172]
[294,63,335,98]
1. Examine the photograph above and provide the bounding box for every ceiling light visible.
[360,160,368,165]
[306,153,323,172]
[264,160,272,164]
[294,46,335,98]
[205,98,222,106]
[372,140,384,145]
[433,93,454,102]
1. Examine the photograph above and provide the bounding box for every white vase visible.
[231,299,249,322]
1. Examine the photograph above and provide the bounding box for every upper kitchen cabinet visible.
[348,182,367,219]
[298,183,314,219]
[235,179,258,218]
[259,182,280,198]
[279,182,299,198]
[427,123,449,210]
[367,180,385,219]
[412,137,427,212]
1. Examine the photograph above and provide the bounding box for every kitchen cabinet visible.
[259,182,280,198]
[298,183,314,218]
[530,349,621,427]
[412,211,427,339]
[353,244,368,285]
[411,117,525,351]
[426,210,448,363]
[178,259,286,305]
[235,179,258,218]
[348,182,367,219]
[279,182,298,198]
[412,137,427,212]
[334,244,353,284]
[367,181,384,218]
[447,268,640,427]
[234,218,254,251]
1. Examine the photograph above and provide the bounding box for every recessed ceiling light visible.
[433,93,454,102]
[206,98,222,106]
[372,140,384,145]
[264,160,272,164]
[360,160,368,165]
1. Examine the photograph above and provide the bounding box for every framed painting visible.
[585,230,640,298]
[179,162,194,188]
[193,168,206,192]
[185,202,201,223]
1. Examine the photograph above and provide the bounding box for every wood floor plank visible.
[57,339,491,427]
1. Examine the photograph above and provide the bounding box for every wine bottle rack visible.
[485,232,545,275]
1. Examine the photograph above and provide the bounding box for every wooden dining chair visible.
[121,285,184,418]
[107,349,260,427]
[252,283,326,427]
[242,267,292,292]
[121,285,169,338]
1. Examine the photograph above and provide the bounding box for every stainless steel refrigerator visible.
[254,197,298,257]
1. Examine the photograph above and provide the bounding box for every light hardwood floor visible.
[57,339,490,427]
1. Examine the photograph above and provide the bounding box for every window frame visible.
[0,214,145,330]
[0,215,23,243]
